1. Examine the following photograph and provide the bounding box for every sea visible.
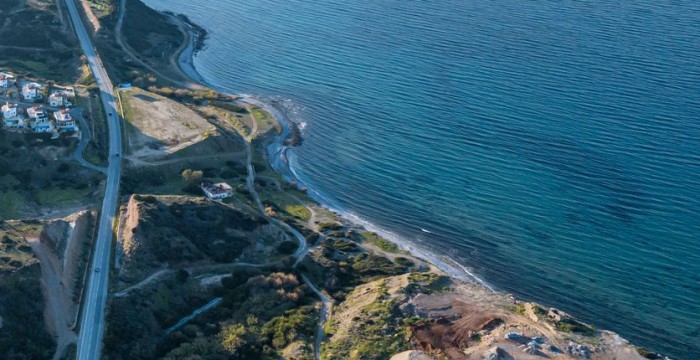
[142,0,700,357]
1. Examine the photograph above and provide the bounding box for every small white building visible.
[2,102,18,118]
[53,108,77,132]
[22,83,41,100]
[49,92,70,107]
[0,73,16,88]
[27,106,53,133]
[2,102,25,128]
[201,181,233,200]
[26,105,45,119]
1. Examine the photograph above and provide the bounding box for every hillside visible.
[0,0,79,80]
[81,0,202,86]
[115,194,293,283]
[0,132,104,219]
[0,212,95,360]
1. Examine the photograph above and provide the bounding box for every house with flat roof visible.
[201,181,233,200]
[53,108,77,132]
[2,102,25,128]
[27,106,53,133]
[0,73,16,88]
[22,82,41,100]
[49,92,70,107]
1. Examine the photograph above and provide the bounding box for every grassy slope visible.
[0,132,104,219]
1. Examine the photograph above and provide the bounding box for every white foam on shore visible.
[327,207,494,291]
[252,96,495,291]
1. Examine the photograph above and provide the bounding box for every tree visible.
[220,323,247,354]
[181,169,203,183]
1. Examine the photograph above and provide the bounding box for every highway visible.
[63,0,123,359]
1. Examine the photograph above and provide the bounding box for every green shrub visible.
[555,318,595,336]
[363,232,399,253]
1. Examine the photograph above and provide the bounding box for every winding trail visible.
[114,0,201,88]
[236,113,334,358]
[113,269,170,298]
[73,109,107,174]
[301,274,332,360]
[240,131,308,264]
[112,262,278,298]
[124,150,245,167]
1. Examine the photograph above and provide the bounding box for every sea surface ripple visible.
[143,0,700,357]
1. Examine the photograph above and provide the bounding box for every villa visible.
[22,82,41,100]
[26,105,45,119]
[201,181,233,200]
[53,108,77,132]
[0,72,16,88]
[27,106,53,133]
[49,92,70,107]
[2,102,25,128]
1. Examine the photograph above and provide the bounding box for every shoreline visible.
[170,20,497,290]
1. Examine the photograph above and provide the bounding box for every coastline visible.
[160,12,672,359]
[170,20,497,291]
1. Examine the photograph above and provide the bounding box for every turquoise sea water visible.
[144,0,700,357]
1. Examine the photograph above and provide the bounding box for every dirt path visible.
[300,274,332,360]
[246,105,258,140]
[27,238,78,360]
[113,262,280,297]
[125,150,245,167]
[234,111,334,357]
[114,0,202,89]
[113,269,170,297]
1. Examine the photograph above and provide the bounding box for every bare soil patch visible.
[121,87,217,161]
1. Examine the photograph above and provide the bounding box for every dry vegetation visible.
[121,87,222,161]
[115,195,296,283]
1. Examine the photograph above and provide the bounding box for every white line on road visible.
[63,1,123,359]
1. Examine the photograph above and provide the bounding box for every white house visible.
[53,108,77,132]
[31,117,53,133]
[201,181,233,200]
[0,73,16,88]
[2,102,18,118]
[49,92,70,107]
[27,106,53,133]
[26,105,45,119]
[2,102,25,128]
[22,83,41,100]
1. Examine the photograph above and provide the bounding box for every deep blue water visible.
[144,0,700,357]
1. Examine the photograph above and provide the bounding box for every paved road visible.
[64,1,123,359]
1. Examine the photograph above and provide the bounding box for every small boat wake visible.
[421,228,432,234]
